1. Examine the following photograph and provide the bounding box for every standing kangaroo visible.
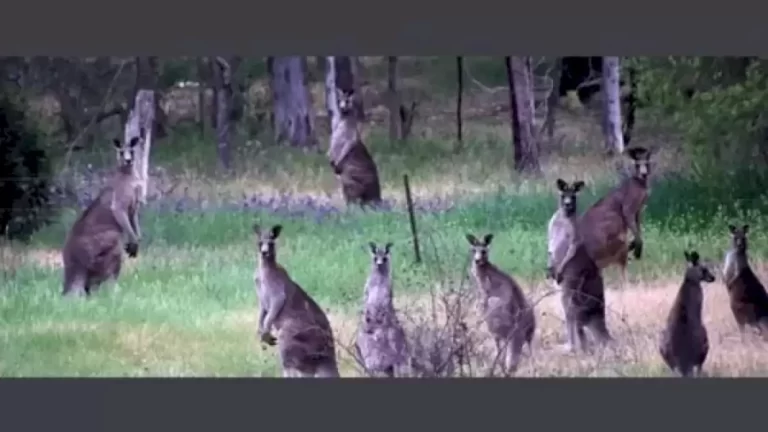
[550,179,613,353]
[327,87,382,207]
[722,224,768,338]
[61,132,143,297]
[547,178,585,282]
[355,242,408,377]
[466,233,535,374]
[659,250,716,377]
[253,224,340,378]
[578,146,653,287]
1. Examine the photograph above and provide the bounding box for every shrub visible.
[0,90,55,241]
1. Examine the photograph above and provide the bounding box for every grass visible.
[4,56,768,377]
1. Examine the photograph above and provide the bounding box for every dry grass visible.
[214,266,768,378]
[320,266,768,377]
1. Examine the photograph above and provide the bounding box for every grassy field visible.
[3,57,768,377]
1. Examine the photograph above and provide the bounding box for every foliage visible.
[627,57,768,167]
[0,89,56,241]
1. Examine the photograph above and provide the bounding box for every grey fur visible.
[578,146,653,287]
[551,179,613,352]
[355,242,408,377]
[327,88,382,207]
[466,233,535,374]
[659,250,715,377]
[253,223,340,378]
[722,224,768,338]
[61,133,143,297]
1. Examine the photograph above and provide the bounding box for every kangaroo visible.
[659,250,715,377]
[547,178,585,282]
[327,87,382,207]
[578,146,653,287]
[61,132,143,297]
[355,242,408,377]
[466,233,535,374]
[253,224,340,378]
[550,179,613,353]
[722,224,768,338]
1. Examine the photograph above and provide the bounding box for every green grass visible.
[5,55,768,377]
[3,155,768,376]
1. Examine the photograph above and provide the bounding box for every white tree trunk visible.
[325,56,340,134]
[124,89,155,203]
[602,56,625,154]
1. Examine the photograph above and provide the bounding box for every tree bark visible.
[623,63,637,146]
[505,56,540,173]
[133,56,167,140]
[196,57,207,138]
[212,57,233,171]
[601,56,625,155]
[325,56,364,132]
[387,56,400,142]
[543,57,562,139]
[270,56,317,148]
[324,56,340,134]
[124,90,155,203]
[456,56,464,143]
[229,55,245,125]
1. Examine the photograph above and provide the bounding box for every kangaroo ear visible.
[625,146,648,160]
[573,180,585,192]
[728,224,737,234]
[113,138,122,149]
[686,250,700,264]
[384,242,393,254]
[683,250,691,262]
[129,136,140,148]
[556,178,567,192]
[252,223,261,236]
[743,224,750,234]
[270,225,282,239]
[483,233,494,245]
[368,242,377,254]
[466,234,478,246]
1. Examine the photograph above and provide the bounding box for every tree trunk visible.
[623,63,637,146]
[325,56,364,132]
[212,57,233,171]
[270,56,317,148]
[324,56,340,134]
[456,56,464,143]
[124,90,155,203]
[601,56,624,155]
[229,55,245,125]
[196,57,207,139]
[543,57,562,139]
[133,56,167,140]
[209,58,218,130]
[387,56,400,142]
[505,56,540,173]
[314,56,326,79]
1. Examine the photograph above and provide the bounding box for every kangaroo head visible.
[466,233,494,266]
[684,250,715,284]
[368,241,393,272]
[253,223,283,261]
[728,223,750,254]
[555,178,585,216]
[113,128,144,169]
[624,146,653,183]
[336,87,357,116]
